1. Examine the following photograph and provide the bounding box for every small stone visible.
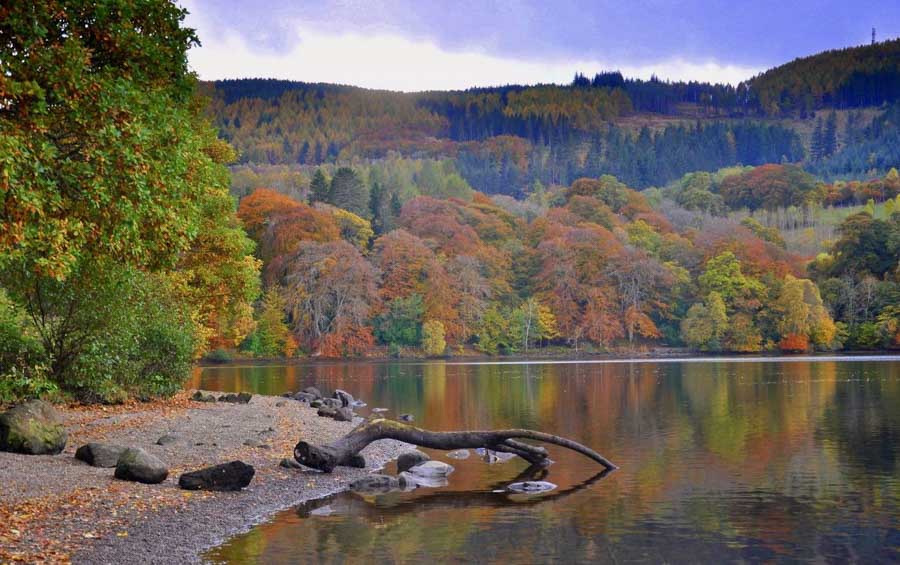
[310,399,324,408]
[302,386,323,400]
[220,394,239,403]
[0,400,67,455]
[114,448,168,484]
[279,458,304,470]
[371,408,389,414]
[446,449,470,460]
[156,434,179,446]
[349,474,402,493]
[406,460,454,478]
[507,480,557,494]
[397,450,431,473]
[399,414,414,422]
[178,461,255,491]
[236,392,253,404]
[333,389,354,407]
[292,392,317,403]
[75,443,127,468]
[243,438,270,449]
[275,401,287,407]
[317,406,338,418]
[333,406,354,422]
[398,471,448,489]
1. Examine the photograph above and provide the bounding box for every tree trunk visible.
[294,418,617,473]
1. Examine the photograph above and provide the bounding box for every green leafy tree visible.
[421,320,447,356]
[681,292,728,351]
[375,295,424,347]
[475,306,510,355]
[246,289,297,358]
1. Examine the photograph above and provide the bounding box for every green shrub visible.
[204,348,234,364]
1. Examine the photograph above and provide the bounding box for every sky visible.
[181,0,900,91]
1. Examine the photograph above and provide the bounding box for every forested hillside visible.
[202,39,899,193]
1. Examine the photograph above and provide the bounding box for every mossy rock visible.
[0,400,67,455]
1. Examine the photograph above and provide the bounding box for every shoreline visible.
[0,391,408,564]
[199,349,900,368]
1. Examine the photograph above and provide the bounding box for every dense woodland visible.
[0,2,898,405]
[203,39,900,192]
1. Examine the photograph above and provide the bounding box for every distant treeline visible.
[203,39,900,192]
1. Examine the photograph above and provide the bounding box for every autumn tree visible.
[681,292,729,351]
[277,240,378,356]
[421,320,447,356]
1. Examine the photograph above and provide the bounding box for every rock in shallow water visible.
[397,450,430,473]
[507,480,557,494]
[398,471,448,489]
[75,442,127,467]
[446,449,470,460]
[399,413,414,422]
[178,461,255,491]
[115,448,168,484]
[407,460,454,478]
[0,400,67,455]
[350,474,405,493]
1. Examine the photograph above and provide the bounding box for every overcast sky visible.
[181,0,900,91]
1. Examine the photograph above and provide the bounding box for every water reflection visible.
[195,358,900,563]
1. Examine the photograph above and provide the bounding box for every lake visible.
[189,356,900,563]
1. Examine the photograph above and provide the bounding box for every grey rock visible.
[310,399,324,408]
[507,480,557,494]
[243,438,270,449]
[178,461,254,491]
[302,386,323,400]
[406,460,454,478]
[398,471,448,489]
[349,474,403,493]
[114,448,168,484]
[397,450,431,473]
[191,391,217,403]
[156,434,179,446]
[279,458,304,470]
[317,406,338,418]
[236,392,253,404]
[75,443,127,467]
[292,392,317,403]
[399,413,414,422]
[333,389,354,407]
[219,394,239,403]
[371,408,389,414]
[0,400,67,455]
[446,449,470,460]
[333,406,354,422]
[348,454,366,468]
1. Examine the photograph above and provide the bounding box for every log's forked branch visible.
[294,418,617,472]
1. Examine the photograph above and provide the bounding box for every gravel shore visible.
[0,391,408,564]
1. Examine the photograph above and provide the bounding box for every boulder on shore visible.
[114,448,168,484]
[333,406,354,422]
[0,400,67,455]
[397,450,430,473]
[190,391,216,402]
[303,386,323,400]
[75,443,127,467]
[333,389,354,407]
[178,461,255,491]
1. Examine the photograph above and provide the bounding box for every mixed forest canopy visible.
[203,39,900,194]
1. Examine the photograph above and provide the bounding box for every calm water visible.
[190,357,900,563]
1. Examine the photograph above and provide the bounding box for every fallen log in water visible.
[293,418,617,472]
